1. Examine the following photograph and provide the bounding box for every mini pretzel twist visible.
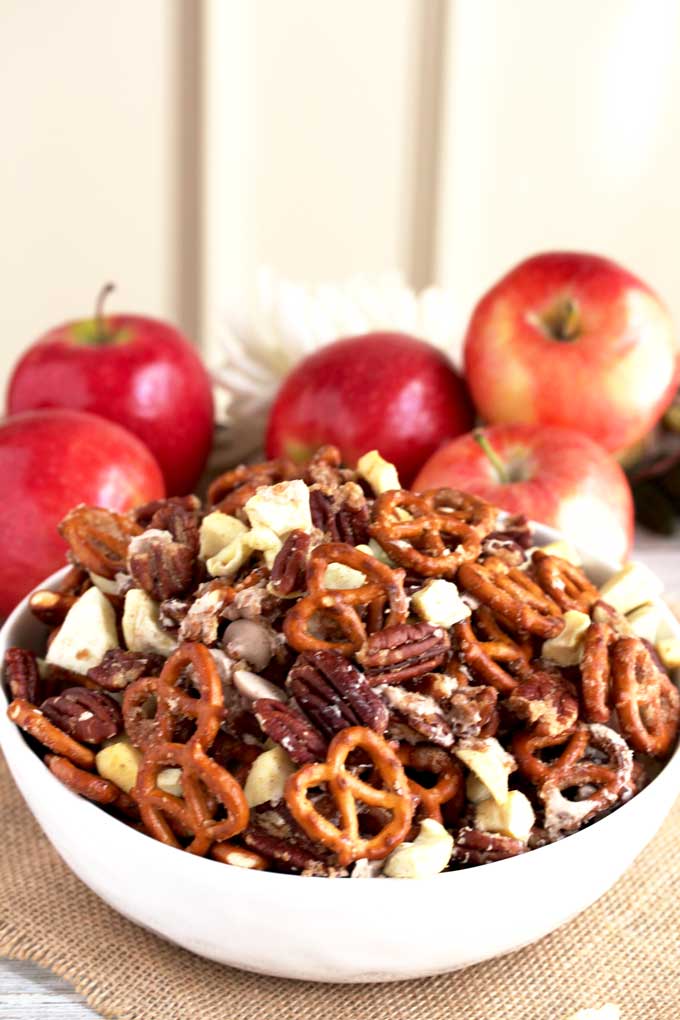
[611,637,680,757]
[285,726,415,865]
[283,543,409,656]
[580,622,615,723]
[397,744,464,823]
[538,724,634,837]
[512,725,590,783]
[370,488,496,578]
[207,458,298,514]
[457,556,564,638]
[131,643,249,855]
[530,551,599,613]
[453,606,533,692]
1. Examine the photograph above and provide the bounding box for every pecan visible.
[506,662,578,737]
[222,584,282,623]
[243,827,331,873]
[87,648,165,691]
[147,501,200,555]
[379,683,453,747]
[357,622,450,684]
[59,505,141,578]
[4,648,42,703]
[253,698,327,764]
[41,687,123,743]
[288,650,389,738]
[381,673,498,747]
[270,530,311,596]
[303,445,353,492]
[128,529,195,601]
[309,485,371,545]
[485,513,532,549]
[452,828,527,866]
[29,589,79,626]
[178,589,226,644]
[133,495,201,528]
[159,597,191,630]
[445,685,499,739]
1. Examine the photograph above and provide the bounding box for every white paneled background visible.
[2,0,680,383]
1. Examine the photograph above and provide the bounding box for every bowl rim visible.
[1,526,679,894]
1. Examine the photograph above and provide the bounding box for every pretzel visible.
[207,458,298,514]
[512,725,590,783]
[537,722,633,837]
[285,726,415,865]
[580,622,615,723]
[132,643,249,855]
[530,551,599,613]
[457,556,564,638]
[45,754,138,817]
[370,488,496,578]
[611,637,680,757]
[283,543,408,655]
[7,698,95,770]
[453,605,533,692]
[59,505,141,578]
[397,745,463,823]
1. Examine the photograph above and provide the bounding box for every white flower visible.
[212,267,462,434]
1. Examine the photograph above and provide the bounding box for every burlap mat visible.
[0,757,678,1020]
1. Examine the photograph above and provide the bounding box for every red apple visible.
[266,332,474,484]
[0,408,165,617]
[413,423,634,562]
[7,286,214,495]
[463,252,679,456]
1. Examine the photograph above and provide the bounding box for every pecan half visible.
[146,501,200,555]
[357,622,450,684]
[59,505,141,578]
[303,445,352,492]
[253,698,327,764]
[379,683,453,747]
[178,589,226,644]
[288,650,389,738]
[159,597,192,630]
[381,673,498,747]
[270,530,311,596]
[87,648,165,692]
[41,687,123,743]
[309,484,371,545]
[128,529,195,601]
[452,828,526,866]
[133,495,201,528]
[506,662,578,737]
[4,647,42,703]
[243,826,331,874]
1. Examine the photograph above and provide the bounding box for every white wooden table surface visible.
[0,528,677,1019]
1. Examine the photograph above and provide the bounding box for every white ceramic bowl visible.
[1,526,679,983]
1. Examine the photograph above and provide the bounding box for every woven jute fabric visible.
[0,753,678,1020]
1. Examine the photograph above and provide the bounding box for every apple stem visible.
[543,296,580,342]
[94,282,116,343]
[474,430,509,484]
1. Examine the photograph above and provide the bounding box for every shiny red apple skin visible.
[463,252,679,455]
[0,408,165,617]
[413,423,634,562]
[7,314,214,495]
[265,332,474,484]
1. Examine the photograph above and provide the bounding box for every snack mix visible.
[5,446,679,878]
